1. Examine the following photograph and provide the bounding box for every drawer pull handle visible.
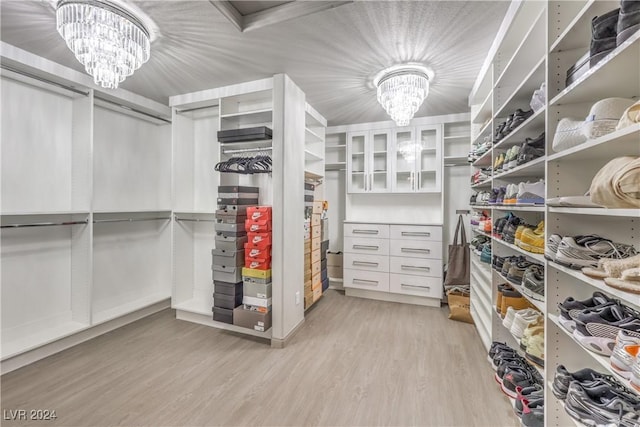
[353,229,379,235]
[353,261,379,267]
[401,265,430,271]
[402,231,431,237]
[401,284,430,290]
[353,245,379,250]
[353,279,378,285]
[401,248,431,253]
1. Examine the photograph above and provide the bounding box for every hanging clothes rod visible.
[94,97,172,124]
[222,146,273,155]
[1,64,90,96]
[93,217,170,224]
[1,219,89,229]
[174,218,218,223]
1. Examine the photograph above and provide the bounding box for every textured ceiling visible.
[0,1,508,125]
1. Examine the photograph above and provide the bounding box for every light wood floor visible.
[2,290,517,426]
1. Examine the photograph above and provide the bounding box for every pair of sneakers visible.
[546,234,638,270]
[610,329,640,393]
[503,307,541,340]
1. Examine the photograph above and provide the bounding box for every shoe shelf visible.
[549,32,640,107]
[493,238,546,263]
[472,90,493,125]
[547,382,586,427]
[549,0,620,54]
[548,207,640,217]
[493,56,545,120]
[470,301,492,352]
[471,253,492,282]
[471,228,492,240]
[493,269,545,314]
[471,179,492,189]
[470,204,490,211]
[494,205,545,212]
[496,316,545,377]
[548,314,640,397]
[472,150,492,167]
[548,261,640,310]
[472,119,492,146]
[546,123,640,162]
[493,107,546,151]
[492,156,545,180]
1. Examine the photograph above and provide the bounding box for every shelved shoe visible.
[589,8,621,67]
[632,354,640,392]
[510,308,541,339]
[503,183,519,205]
[501,256,525,279]
[515,180,545,205]
[505,145,521,170]
[610,329,640,379]
[509,109,534,132]
[520,398,544,427]
[502,216,523,244]
[522,264,544,301]
[544,233,563,262]
[480,244,492,263]
[617,0,640,46]
[564,381,640,427]
[501,364,543,399]
[520,317,544,351]
[518,221,545,254]
[516,133,545,166]
[514,385,543,419]
[496,283,512,314]
[556,235,637,269]
[552,365,620,400]
[557,291,617,332]
[514,224,534,246]
[507,259,534,285]
[502,306,519,330]
[573,304,640,355]
[501,288,532,318]
[523,327,544,368]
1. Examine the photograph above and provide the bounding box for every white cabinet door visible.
[414,125,442,193]
[368,130,392,193]
[391,127,416,193]
[347,131,368,193]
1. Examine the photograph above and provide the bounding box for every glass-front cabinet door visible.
[415,125,442,193]
[369,130,391,193]
[347,131,367,193]
[392,127,416,192]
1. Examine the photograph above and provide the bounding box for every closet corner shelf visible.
[493,56,545,120]
[325,162,346,171]
[549,33,640,106]
[493,269,545,313]
[493,107,546,151]
[305,127,323,143]
[548,313,640,397]
[546,124,640,162]
[492,156,545,180]
[472,120,492,146]
[548,261,640,310]
[493,238,545,263]
[93,293,170,325]
[548,207,640,217]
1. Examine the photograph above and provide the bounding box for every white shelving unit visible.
[469,1,640,425]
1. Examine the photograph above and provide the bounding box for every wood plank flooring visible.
[1,290,517,426]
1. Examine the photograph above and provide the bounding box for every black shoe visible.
[617,0,640,46]
[590,8,620,67]
[564,381,640,427]
[509,109,534,131]
[516,137,545,166]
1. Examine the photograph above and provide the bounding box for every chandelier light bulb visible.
[56,0,151,90]
[374,64,432,127]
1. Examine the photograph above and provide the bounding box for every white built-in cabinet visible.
[346,130,391,193]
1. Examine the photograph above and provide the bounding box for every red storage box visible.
[247,232,272,246]
[244,244,272,259]
[245,256,272,270]
[247,206,273,221]
[245,219,272,233]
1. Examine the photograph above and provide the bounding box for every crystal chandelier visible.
[56,0,151,89]
[374,64,433,126]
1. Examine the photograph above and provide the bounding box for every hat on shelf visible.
[583,97,636,139]
[552,118,587,152]
[616,99,640,131]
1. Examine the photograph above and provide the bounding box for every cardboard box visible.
[246,206,272,221]
[311,214,321,227]
[304,270,312,282]
[311,248,321,264]
[304,240,311,254]
[304,296,314,309]
[311,260,321,276]
[311,238,321,251]
[311,226,322,239]
[328,265,343,278]
[244,282,272,299]
[312,201,323,214]
[233,307,272,332]
[313,287,322,302]
[245,219,272,233]
[247,232,272,246]
[327,251,343,267]
[242,267,271,279]
[215,235,248,251]
[321,219,329,240]
[311,279,321,291]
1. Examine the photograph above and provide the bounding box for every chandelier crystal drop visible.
[56,0,151,89]
[374,65,431,126]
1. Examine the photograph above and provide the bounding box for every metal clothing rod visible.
[93,217,170,224]
[222,146,273,155]
[1,220,89,229]
[94,96,172,124]
[176,104,220,114]
[175,218,218,223]
[1,64,90,96]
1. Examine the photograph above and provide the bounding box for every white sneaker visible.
[632,354,640,393]
[510,309,541,339]
[611,330,640,379]
[502,306,517,330]
[516,180,545,205]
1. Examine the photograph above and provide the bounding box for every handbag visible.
[444,215,470,287]
[446,288,474,324]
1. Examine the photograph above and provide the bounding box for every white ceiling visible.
[0,0,509,125]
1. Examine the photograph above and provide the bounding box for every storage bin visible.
[245,219,272,233]
[215,235,248,251]
[247,232,272,246]
[213,307,234,324]
[233,306,272,332]
[213,292,243,309]
[212,248,244,267]
[242,295,272,308]
[212,264,242,283]
[247,206,273,221]
[243,282,272,299]
[214,281,243,296]
[244,244,271,259]
[245,256,271,270]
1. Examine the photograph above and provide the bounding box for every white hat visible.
[583,98,636,139]
[552,118,587,153]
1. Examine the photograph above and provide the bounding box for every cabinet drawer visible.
[389,239,442,259]
[344,237,389,256]
[344,253,389,273]
[390,225,441,241]
[344,269,389,292]
[344,223,389,239]
[389,256,442,278]
[390,274,442,299]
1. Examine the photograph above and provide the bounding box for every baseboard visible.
[345,288,441,308]
[1,299,171,375]
[270,318,306,349]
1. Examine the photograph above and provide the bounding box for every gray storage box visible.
[218,186,259,193]
[215,235,247,251]
[213,292,243,309]
[219,192,259,200]
[242,275,272,285]
[321,268,328,282]
[212,248,244,267]
[216,215,247,225]
[233,306,272,331]
[212,264,242,283]
[216,205,248,215]
[214,281,243,296]
[243,282,272,299]
[216,230,247,238]
[321,258,327,271]
[214,222,243,233]
[213,307,233,324]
